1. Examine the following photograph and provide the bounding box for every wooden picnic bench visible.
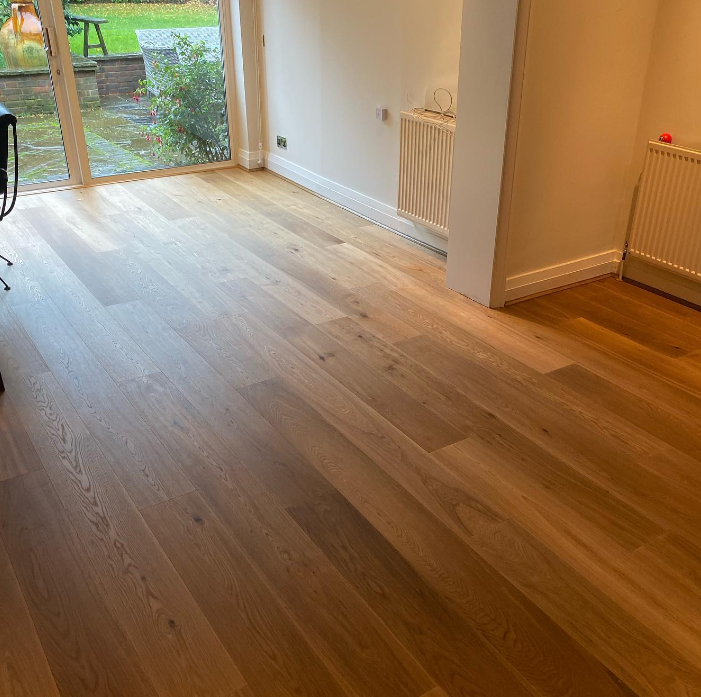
[71,14,109,57]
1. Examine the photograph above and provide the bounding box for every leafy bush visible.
[0,0,81,37]
[136,33,229,164]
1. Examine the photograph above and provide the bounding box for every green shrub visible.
[137,33,229,164]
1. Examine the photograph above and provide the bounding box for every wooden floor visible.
[1,169,700,697]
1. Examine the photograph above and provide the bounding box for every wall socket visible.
[277,135,288,150]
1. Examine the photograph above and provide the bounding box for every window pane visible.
[67,0,230,178]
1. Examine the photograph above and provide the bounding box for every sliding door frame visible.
[20,0,239,194]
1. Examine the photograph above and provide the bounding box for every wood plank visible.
[0,534,60,697]
[577,279,701,347]
[288,489,532,697]
[100,248,216,330]
[395,281,573,373]
[549,364,701,462]
[288,324,465,452]
[0,299,49,378]
[240,376,635,696]
[42,189,121,253]
[121,371,333,508]
[11,298,193,509]
[121,178,192,220]
[260,249,420,343]
[433,430,662,552]
[0,470,157,697]
[221,278,312,338]
[15,372,247,696]
[542,285,693,358]
[23,206,138,307]
[0,393,43,482]
[145,423,433,697]
[109,301,334,508]
[506,299,701,423]
[143,491,354,697]
[395,334,674,518]
[469,520,701,696]
[561,317,701,397]
[200,171,346,248]
[433,438,701,671]
[177,312,276,388]
[19,239,159,383]
[232,314,502,545]
[316,316,500,433]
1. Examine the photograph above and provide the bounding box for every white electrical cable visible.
[409,88,456,134]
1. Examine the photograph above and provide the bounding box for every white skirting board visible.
[504,250,621,303]
[264,152,448,254]
[238,149,264,170]
[624,256,701,307]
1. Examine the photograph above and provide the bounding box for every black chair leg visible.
[0,253,11,266]
[0,275,8,291]
[0,369,4,392]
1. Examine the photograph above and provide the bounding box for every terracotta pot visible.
[0,3,47,70]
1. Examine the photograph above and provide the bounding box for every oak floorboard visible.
[143,491,354,697]
[11,298,192,509]
[109,300,332,508]
[506,299,701,423]
[239,377,635,696]
[0,393,43,483]
[19,239,159,383]
[543,285,693,358]
[231,313,502,544]
[200,170,346,248]
[0,470,157,697]
[393,280,573,373]
[288,324,465,452]
[394,334,673,519]
[469,520,701,697]
[548,364,701,461]
[0,533,60,697]
[288,489,532,697]
[23,207,138,306]
[120,371,333,509]
[4,172,701,697]
[14,372,247,696]
[147,423,434,697]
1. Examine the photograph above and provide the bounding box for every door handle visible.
[43,27,57,57]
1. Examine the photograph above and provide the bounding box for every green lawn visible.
[68,2,219,55]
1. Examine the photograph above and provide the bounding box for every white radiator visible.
[398,110,456,238]
[628,141,701,280]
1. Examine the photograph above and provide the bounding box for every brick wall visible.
[95,54,146,97]
[0,56,99,115]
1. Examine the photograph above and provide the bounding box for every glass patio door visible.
[3,0,234,188]
[0,0,80,187]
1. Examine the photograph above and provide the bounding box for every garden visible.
[0,0,230,183]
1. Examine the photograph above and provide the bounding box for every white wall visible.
[257,0,462,249]
[445,0,521,307]
[622,0,701,253]
[502,0,659,302]
[618,0,701,303]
